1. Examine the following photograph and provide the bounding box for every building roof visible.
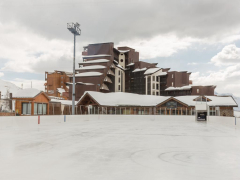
[50,99,78,105]
[79,59,109,64]
[174,96,238,107]
[132,67,147,73]
[82,54,111,58]
[78,91,170,107]
[144,68,161,75]
[165,85,192,91]
[74,72,103,77]
[13,88,47,99]
[78,92,238,107]
[76,65,106,70]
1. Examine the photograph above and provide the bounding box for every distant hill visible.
[0,79,21,99]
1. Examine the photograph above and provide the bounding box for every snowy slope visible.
[0,79,21,98]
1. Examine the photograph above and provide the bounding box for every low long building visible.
[77,91,237,117]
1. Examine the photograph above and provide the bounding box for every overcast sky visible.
[1,0,240,95]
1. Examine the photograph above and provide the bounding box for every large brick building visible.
[65,42,215,100]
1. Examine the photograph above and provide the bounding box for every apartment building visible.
[44,70,71,99]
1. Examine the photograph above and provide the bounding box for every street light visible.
[67,22,81,115]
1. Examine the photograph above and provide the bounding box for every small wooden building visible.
[12,88,50,116]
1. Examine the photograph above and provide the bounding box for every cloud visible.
[1,0,240,44]
[190,63,240,96]
[211,44,240,66]
[117,34,198,59]
[0,22,85,73]
[0,72,4,77]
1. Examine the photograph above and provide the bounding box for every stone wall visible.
[220,107,234,117]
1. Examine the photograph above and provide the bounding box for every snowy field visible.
[1,115,240,180]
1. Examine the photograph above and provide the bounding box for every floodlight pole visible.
[72,33,76,115]
[67,22,81,115]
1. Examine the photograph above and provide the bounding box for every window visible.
[156,84,159,90]
[34,103,47,115]
[119,70,121,75]
[152,83,155,89]
[172,74,174,78]
[61,81,63,83]
[121,59,123,62]
[118,77,121,83]
[22,103,31,115]
[172,82,174,86]
[121,54,123,56]
[153,91,155,95]
[156,76,159,82]
[156,92,159,95]
[61,77,63,79]
[197,89,199,93]
[38,104,43,114]
[152,76,155,81]
[61,86,63,88]
[118,85,121,91]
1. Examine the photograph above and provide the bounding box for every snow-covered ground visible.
[1,115,240,180]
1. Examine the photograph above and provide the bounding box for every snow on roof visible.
[78,92,238,107]
[158,72,167,76]
[13,88,43,98]
[174,96,238,107]
[74,72,103,77]
[144,68,161,75]
[116,64,125,70]
[76,82,94,85]
[50,99,78,105]
[79,59,109,64]
[165,85,192,91]
[118,50,130,53]
[82,54,111,58]
[57,88,65,95]
[79,91,170,107]
[132,67,147,73]
[126,63,134,66]
[76,65,106,70]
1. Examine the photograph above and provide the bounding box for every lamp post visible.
[67,22,81,115]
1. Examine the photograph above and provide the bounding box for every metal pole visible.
[72,33,76,115]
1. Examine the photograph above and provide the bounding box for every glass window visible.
[38,104,43,114]
[172,82,174,86]
[152,76,155,81]
[34,103,38,115]
[172,74,174,78]
[22,103,27,115]
[118,85,121,91]
[119,70,121,75]
[197,89,199,93]
[43,104,47,115]
[119,77,120,83]
[152,83,155,89]
[22,103,31,115]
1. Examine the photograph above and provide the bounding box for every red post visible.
[38,115,40,124]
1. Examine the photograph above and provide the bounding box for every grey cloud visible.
[1,0,240,44]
